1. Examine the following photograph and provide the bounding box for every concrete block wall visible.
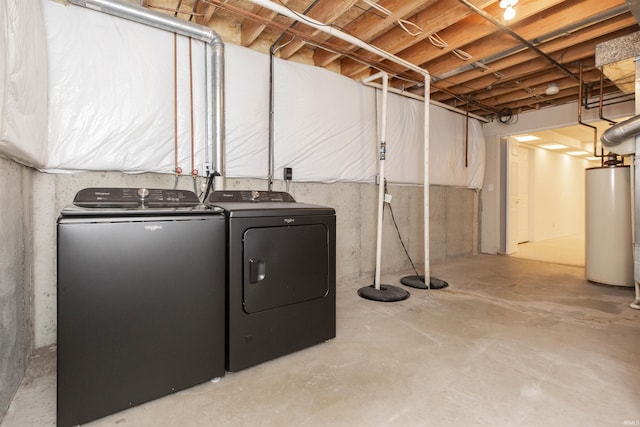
[0,157,34,418]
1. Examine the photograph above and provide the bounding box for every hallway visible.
[511,233,585,267]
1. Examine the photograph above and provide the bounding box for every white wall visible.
[530,148,594,241]
[481,101,635,254]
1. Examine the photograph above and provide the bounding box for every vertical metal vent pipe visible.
[67,0,226,189]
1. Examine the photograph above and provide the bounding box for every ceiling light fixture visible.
[513,135,540,142]
[567,150,590,156]
[539,143,568,150]
[499,0,518,20]
[545,82,560,95]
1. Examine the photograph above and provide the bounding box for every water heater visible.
[585,165,634,286]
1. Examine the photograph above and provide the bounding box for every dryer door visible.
[243,224,329,313]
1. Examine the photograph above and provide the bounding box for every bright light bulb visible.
[504,5,516,20]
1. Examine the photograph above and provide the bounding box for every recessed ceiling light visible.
[567,150,590,156]
[539,143,568,150]
[513,135,540,142]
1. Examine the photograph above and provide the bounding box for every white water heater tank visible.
[585,165,634,287]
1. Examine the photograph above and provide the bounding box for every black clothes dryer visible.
[57,188,226,427]
[208,190,336,372]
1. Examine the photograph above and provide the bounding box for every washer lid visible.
[59,187,221,217]
[73,187,200,208]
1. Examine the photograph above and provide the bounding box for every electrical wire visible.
[397,19,423,37]
[275,0,332,27]
[353,3,388,19]
[452,48,472,61]
[383,180,421,277]
[362,0,392,16]
[201,170,220,203]
[427,33,448,49]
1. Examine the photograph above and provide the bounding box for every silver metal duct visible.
[625,0,640,25]
[602,114,640,148]
[67,0,225,188]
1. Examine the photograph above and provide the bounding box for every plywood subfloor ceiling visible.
[139,0,638,120]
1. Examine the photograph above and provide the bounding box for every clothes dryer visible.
[208,190,336,372]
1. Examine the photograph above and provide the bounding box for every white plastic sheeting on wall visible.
[44,1,208,174]
[273,57,378,182]
[224,43,270,178]
[382,93,485,187]
[429,104,485,188]
[0,0,48,167]
[384,93,423,184]
[40,1,485,188]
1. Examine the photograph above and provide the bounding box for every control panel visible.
[73,188,201,208]
[208,190,296,203]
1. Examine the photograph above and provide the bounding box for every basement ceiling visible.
[137,0,638,120]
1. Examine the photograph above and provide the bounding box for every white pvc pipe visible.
[363,82,489,123]
[245,0,428,77]
[246,0,433,284]
[633,151,640,308]
[364,72,389,290]
[423,76,430,288]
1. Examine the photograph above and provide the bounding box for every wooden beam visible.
[341,0,565,77]
[430,24,637,105]
[389,0,629,90]
[241,1,290,47]
[279,0,360,59]
[313,0,432,67]
[196,0,218,26]
[339,0,498,77]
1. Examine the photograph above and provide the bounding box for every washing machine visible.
[208,190,336,372]
[57,188,226,427]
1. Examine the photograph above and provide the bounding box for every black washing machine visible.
[208,190,336,372]
[57,188,226,427]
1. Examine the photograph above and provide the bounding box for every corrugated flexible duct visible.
[66,0,226,189]
[602,114,640,149]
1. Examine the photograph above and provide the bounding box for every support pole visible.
[358,72,409,302]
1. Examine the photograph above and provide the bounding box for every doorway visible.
[504,135,591,267]
[504,140,532,254]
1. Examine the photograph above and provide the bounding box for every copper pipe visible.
[599,72,617,125]
[577,63,602,165]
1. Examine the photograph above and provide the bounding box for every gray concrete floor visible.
[2,254,640,427]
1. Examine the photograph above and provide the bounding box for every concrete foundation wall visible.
[0,157,34,418]
[28,172,479,347]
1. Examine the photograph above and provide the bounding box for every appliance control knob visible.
[250,190,260,201]
[137,188,150,200]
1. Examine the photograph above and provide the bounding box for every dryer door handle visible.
[249,258,266,283]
